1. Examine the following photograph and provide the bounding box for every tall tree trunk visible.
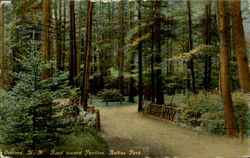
[58,0,62,70]
[151,7,156,103]
[217,0,236,137]
[187,0,196,94]
[155,0,164,104]
[151,33,155,103]
[55,0,58,69]
[128,1,133,29]
[62,0,66,71]
[55,0,62,70]
[69,0,77,85]
[204,0,211,90]
[207,0,212,89]
[0,3,4,89]
[77,1,82,75]
[119,0,124,96]
[0,4,4,89]
[231,0,250,93]
[99,2,104,92]
[50,0,54,73]
[128,1,135,102]
[138,0,143,112]
[186,0,191,92]
[81,1,93,111]
[42,0,51,79]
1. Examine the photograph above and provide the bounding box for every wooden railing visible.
[87,106,101,131]
[146,103,177,121]
[186,111,201,127]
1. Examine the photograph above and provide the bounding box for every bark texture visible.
[69,0,77,85]
[138,0,143,112]
[77,1,82,75]
[155,0,164,104]
[62,0,66,70]
[231,0,250,93]
[151,4,156,103]
[41,0,51,79]
[217,0,236,137]
[204,0,212,90]
[128,1,135,102]
[55,0,62,70]
[81,1,94,111]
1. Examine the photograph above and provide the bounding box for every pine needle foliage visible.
[0,41,74,154]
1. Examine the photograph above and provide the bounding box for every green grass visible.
[53,126,108,157]
[0,126,108,157]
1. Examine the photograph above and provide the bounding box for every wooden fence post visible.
[239,117,244,141]
[96,109,100,131]
[161,104,164,118]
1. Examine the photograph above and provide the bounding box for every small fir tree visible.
[0,41,73,154]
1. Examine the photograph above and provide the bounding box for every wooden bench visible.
[147,103,177,121]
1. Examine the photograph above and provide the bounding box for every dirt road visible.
[99,104,250,158]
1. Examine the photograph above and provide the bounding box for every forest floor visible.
[92,97,250,158]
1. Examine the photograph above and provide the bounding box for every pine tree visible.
[0,41,72,153]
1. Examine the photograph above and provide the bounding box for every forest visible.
[0,0,249,157]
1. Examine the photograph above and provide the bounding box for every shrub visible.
[77,111,96,126]
[177,91,249,136]
[97,89,122,102]
[231,92,249,135]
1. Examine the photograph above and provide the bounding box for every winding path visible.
[99,104,250,158]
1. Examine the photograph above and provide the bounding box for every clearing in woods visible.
[98,103,250,158]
